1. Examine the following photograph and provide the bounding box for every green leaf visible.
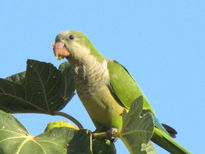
[120,96,156,154]
[141,141,157,154]
[0,78,28,112]
[58,62,75,103]
[24,60,65,113]
[67,129,92,154]
[44,121,79,132]
[0,109,76,154]
[0,60,74,114]
[92,139,116,154]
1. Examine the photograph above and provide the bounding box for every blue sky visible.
[0,0,204,153]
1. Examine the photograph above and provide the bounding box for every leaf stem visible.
[92,131,119,138]
[92,132,107,138]
[53,111,83,129]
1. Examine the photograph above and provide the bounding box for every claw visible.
[106,128,118,142]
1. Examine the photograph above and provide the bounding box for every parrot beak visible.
[53,42,70,59]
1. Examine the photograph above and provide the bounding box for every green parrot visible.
[53,30,190,154]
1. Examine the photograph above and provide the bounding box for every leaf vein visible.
[0,92,48,113]
[33,65,50,113]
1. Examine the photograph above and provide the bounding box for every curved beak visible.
[53,42,70,59]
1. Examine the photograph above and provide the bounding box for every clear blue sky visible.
[0,0,204,153]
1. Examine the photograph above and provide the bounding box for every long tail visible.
[151,128,191,154]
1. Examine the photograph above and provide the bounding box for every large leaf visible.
[92,139,116,154]
[120,96,156,154]
[0,109,76,154]
[67,129,92,154]
[0,60,75,114]
[24,60,64,113]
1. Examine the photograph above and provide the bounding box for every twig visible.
[92,132,107,138]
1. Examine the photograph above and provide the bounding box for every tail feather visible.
[151,128,190,154]
[162,123,177,138]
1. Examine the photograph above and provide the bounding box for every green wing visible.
[107,59,155,115]
[107,60,191,153]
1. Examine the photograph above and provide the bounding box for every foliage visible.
[120,96,157,154]
[0,60,156,154]
[0,60,75,113]
[0,110,75,154]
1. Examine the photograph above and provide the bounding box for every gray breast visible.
[72,59,109,95]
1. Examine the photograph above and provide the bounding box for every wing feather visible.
[107,60,155,114]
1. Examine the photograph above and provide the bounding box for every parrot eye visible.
[69,35,75,40]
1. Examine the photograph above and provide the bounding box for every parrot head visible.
[53,30,104,63]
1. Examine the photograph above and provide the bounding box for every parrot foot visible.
[106,128,118,142]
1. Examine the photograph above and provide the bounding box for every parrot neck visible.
[67,42,105,64]
[70,56,109,95]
